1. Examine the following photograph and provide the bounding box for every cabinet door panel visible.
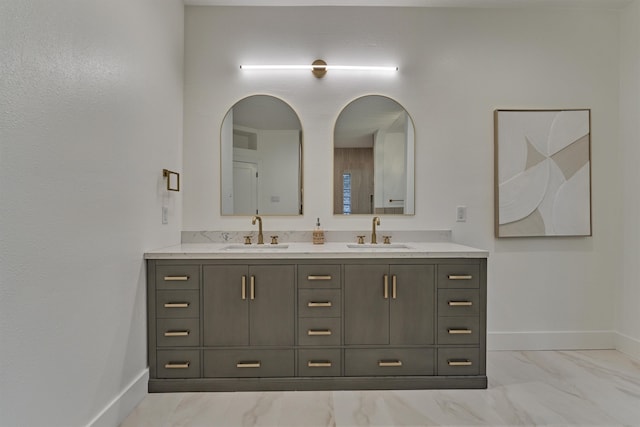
[203,265,249,346]
[344,265,389,345]
[156,265,200,290]
[204,349,294,378]
[345,348,434,376]
[390,265,435,345]
[249,265,295,346]
[156,350,201,379]
[298,265,341,289]
[298,289,341,318]
[298,349,342,377]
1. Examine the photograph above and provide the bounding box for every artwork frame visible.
[494,109,592,238]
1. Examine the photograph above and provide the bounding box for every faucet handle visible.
[357,235,366,244]
[244,235,252,245]
[383,235,392,244]
[270,235,279,245]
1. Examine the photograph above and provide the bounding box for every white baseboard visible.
[487,330,615,351]
[87,369,149,427]
[615,332,640,361]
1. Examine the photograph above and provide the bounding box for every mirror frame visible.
[332,94,416,216]
[220,94,304,216]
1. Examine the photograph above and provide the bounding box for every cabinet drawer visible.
[298,318,341,346]
[437,289,480,317]
[156,265,200,290]
[437,316,480,345]
[156,350,201,378]
[156,290,200,318]
[437,264,479,289]
[298,289,341,317]
[203,349,294,378]
[345,348,434,376]
[298,349,342,377]
[157,318,200,347]
[298,265,341,289]
[437,347,480,376]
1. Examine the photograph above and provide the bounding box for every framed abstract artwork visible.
[494,109,592,237]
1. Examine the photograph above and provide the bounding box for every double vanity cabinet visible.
[145,242,488,392]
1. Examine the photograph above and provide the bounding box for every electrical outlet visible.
[162,206,168,224]
[456,206,467,222]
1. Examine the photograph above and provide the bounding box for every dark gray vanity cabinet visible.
[344,264,436,377]
[201,264,295,379]
[202,264,295,346]
[146,257,487,392]
[344,264,434,345]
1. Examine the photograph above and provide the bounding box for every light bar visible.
[240,64,398,71]
[239,59,398,78]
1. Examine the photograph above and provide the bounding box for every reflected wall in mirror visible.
[334,95,415,215]
[221,95,303,215]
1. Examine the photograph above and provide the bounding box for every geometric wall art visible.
[494,109,592,237]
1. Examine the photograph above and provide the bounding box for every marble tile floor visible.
[120,350,640,427]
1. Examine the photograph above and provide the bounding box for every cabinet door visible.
[203,265,249,346]
[344,264,389,345]
[248,265,295,346]
[389,265,435,345]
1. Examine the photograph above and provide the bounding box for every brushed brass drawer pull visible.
[236,361,261,368]
[241,275,247,300]
[448,328,472,334]
[164,362,190,369]
[383,275,389,299]
[392,275,397,299]
[308,301,332,308]
[164,330,190,337]
[307,275,332,281]
[448,274,473,280]
[250,276,255,300]
[164,276,189,281]
[308,329,332,336]
[448,360,473,366]
[308,361,332,368]
[378,360,403,367]
[448,301,473,307]
[163,302,190,308]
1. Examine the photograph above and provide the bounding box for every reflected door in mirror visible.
[334,148,374,214]
[221,95,303,216]
[233,161,258,215]
[334,95,415,215]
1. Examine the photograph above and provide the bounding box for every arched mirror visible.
[221,95,303,215]
[333,95,415,215]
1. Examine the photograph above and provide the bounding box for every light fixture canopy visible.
[240,59,398,78]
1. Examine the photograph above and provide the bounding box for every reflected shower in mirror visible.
[221,95,303,216]
[333,95,415,215]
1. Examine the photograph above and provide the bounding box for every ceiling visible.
[184,0,632,9]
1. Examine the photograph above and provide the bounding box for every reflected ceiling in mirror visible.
[334,95,415,215]
[221,95,303,216]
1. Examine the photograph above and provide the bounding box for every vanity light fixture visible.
[240,59,398,78]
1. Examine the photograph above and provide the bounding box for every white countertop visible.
[144,241,488,260]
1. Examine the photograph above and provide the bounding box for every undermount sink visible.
[346,243,412,249]
[223,244,289,250]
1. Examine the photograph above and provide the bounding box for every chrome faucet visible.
[251,215,264,245]
[371,216,381,244]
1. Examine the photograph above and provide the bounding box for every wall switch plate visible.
[456,206,467,222]
[162,206,168,224]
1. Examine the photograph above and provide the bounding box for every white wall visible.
[184,6,622,350]
[0,1,184,426]
[618,0,640,358]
